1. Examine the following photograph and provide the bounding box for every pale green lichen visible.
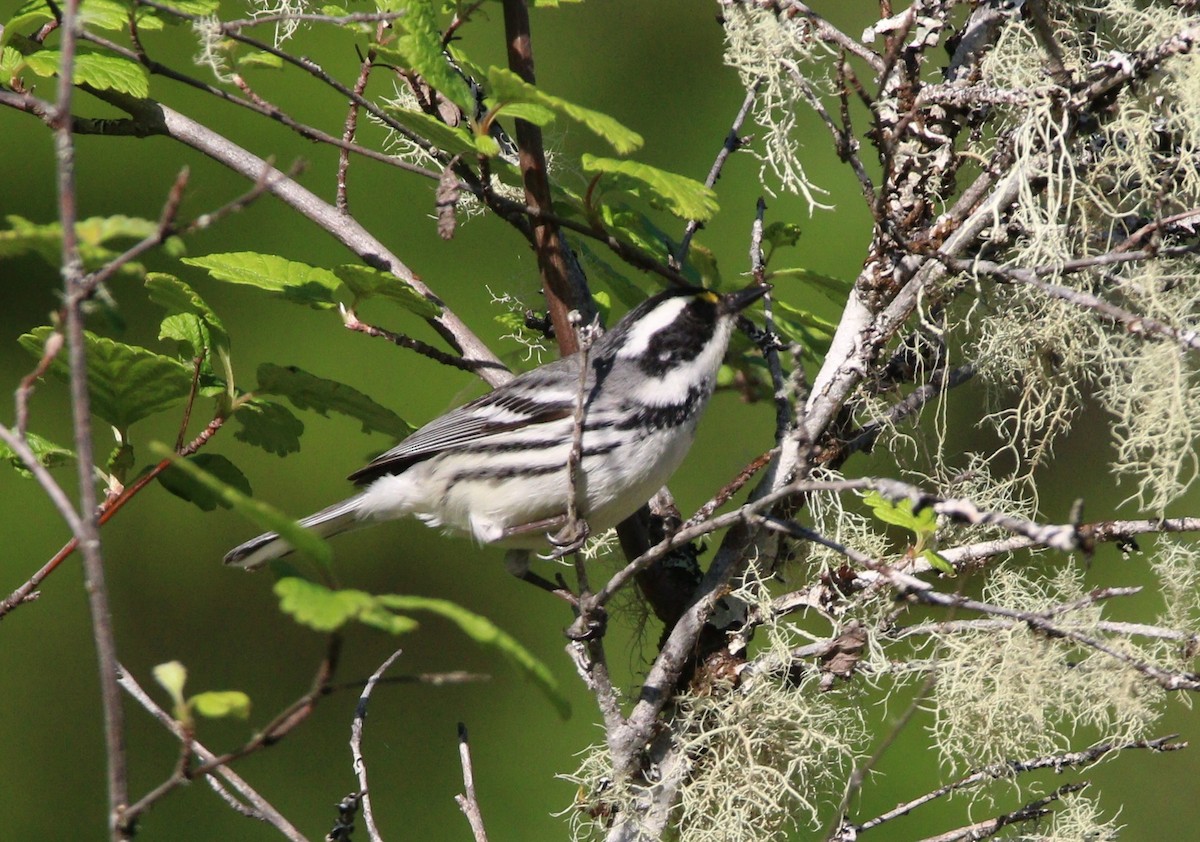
[926,566,1161,772]
[721,2,833,210]
[960,0,1200,511]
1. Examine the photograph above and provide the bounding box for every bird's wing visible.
[348,355,582,484]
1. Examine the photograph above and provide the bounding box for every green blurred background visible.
[2,2,1197,839]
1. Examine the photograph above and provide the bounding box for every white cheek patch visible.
[616,297,690,358]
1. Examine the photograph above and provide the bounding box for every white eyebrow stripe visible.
[616,297,690,358]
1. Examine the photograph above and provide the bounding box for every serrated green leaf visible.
[150,0,219,17]
[333,265,441,318]
[375,594,569,718]
[182,252,341,309]
[0,214,167,272]
[78,0,136,31]
[150,442,333,568]
[357,604,421,635]
[19,327,194,430]
[190,690,252,719]
[500,102,556,126]
[147,273,228,339]
[922,549,956,576]
[583,154,718,220]
[0,431,74,477]
[487,67,642,154]
[1,45,23,73]
[158,313,210,357]
[153,661,188,710]
[390,1,473,110]
[274,577,392,633]
[24,49,149,97]
[237,51,283,69]
[256,364,414,439]
[321,4,349,14]
[380,102,479,156]
[147,273,233,392]
[864,490,937,538]
[233,399,303,457]
[158,453,252,512]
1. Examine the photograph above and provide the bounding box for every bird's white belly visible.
[367,423,697,548]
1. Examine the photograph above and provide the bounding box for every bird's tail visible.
[223,496,364,570]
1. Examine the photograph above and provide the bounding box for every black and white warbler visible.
[224,284,768,571]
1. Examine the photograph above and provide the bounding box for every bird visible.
[223,283,768,575]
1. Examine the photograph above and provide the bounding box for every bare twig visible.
[351,649,404,842]
[51,2,129,834]
[454,723,490,842]
[909,782,1089,842]
[116,665,308,842]
[673,83,760,269]
[337,46,376,212]
[945,252,1200,353]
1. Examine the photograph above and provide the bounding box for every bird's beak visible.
[720,283,770,315]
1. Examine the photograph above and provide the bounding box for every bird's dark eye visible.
[637,296,718,375]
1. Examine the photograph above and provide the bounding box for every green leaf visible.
[389,1,473,110]
[582,154,718,221]
[158,453,252,512]
[190,690,252,720]
[1,45,23,73]
[19,327,194,430]
[769,299,837,354]
[0,431,74,477]
[107,441,134,484]
[380,103,479,156]
[147,272,233,391]
[499,102,556,126]
[237,51,283,69]
[233,399,304,457]
[150,441,333,568]
[333,265,441,318]
[922,549,956,576]
[863,490,936,537]
[78,0,138,31]
[274,577,418,634]
[4,1,55,46]
[182,252,341,309]
[486,67,643,154]
[376,594,570,719]
[256,364,414,439]
[763,221,803,250]
[473,133,501,157]
[153,660,188,718]
[23,49,149,97]
[0,214,175,274]
[688,243,721,287]
[768,267,853,304]
[163,0,220,13]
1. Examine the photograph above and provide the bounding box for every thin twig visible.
[116,665,308,842]
[352,649,404,842]
[52,2,129,834]
[945,251,1200,353]
[672,82,760,269]
[454,723,490,842]
[337,46,376,213]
